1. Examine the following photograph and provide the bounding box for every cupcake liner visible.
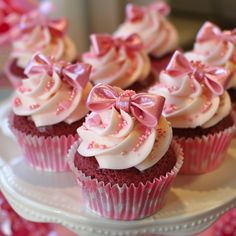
[67,141,183,220]
[4,59,23,89]
[9,118,78,172]
[175,125,236,175]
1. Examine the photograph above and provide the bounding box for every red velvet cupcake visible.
[5,9,77,88]
[149,51,236,174]
[10,53,92,172]
[114,1,179,76]
[67,83,183,220]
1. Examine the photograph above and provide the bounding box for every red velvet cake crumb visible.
[173,114,234,138]
[74,147,176,187]
[10,113,84,138]
[9,58,26,78]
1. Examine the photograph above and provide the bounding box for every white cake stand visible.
[0,100,236,236]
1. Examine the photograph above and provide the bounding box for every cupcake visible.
[5,9,77,88]
[185,22,236,119]
[67,83,183,220]
[9,53,92,172]
[82,33,151,91]
[149,51,235,174]
[114,1,179,76]
[0,0,38,71]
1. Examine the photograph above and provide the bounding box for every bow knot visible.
[24,53,91,90]
[90,33,143,57]
[166,51,229,95]
[197,21,236,44]
[19,10,67,37]
[87,84,165,128]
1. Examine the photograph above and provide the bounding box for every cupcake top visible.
[149,51,231,128]
[0,0,38,45]
[10,9,77,68]
[82,34,150,89]
[185,22,236,89]
[113,1,178,57]
[13,53,92,127]
[77,83,173,171]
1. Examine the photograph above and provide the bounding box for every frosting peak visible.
[82,34,151,89]
[77,83,172,171]
[13,53,92,127]
[114,1,178,57]
[149,51,231,128]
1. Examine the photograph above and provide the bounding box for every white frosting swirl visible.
[11,26,77,68]
[82,47,150,89]
[114,11,178,57]
[13,71,92,127]
[77,107,172,171]
[149,71,231,128]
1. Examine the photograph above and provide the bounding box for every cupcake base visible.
[174,115,235,174]
[67,141,183,220]
[9,114,82,172]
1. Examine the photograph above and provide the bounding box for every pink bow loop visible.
[87,84,165,128]
[20,10,67,37]
[62,63,92,90]
[149,1,170,16]
[25,53,91,90]
[90,34,143,57]
[197,21,236,44]
[24,53,53,75]
[166,51,228,95]
[126,4,144,22]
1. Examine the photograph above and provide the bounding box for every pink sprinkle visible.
[18,86,32,93]
[45,79,55,91]
[56,101,71,115]
[139,115,143,119]
[29,104,40,110]
[165,104,177,114]
[69,89,76,101]
[14,97,22,107]
[202,101,212,113]
[99,144,107,150]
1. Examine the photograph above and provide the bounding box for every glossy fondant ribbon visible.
[197,21,236,43]
[90,33,143,57]
[25,53,91,90]
[87,83,165,127]
[166,51,228,95]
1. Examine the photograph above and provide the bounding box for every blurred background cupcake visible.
[4,6,77,88]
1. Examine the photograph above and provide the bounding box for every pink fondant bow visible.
[197,21,236,43]
[126,1,170,22]
[24,53,91,90]
[87,83,165,128]
[90,34,143,57]
[19,9,67,37]
[166,51,229,95]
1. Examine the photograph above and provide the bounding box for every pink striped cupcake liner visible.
[175,125,236,175]
[9,119,78,172]
[4,59,23,89]
[67,141,183,220]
